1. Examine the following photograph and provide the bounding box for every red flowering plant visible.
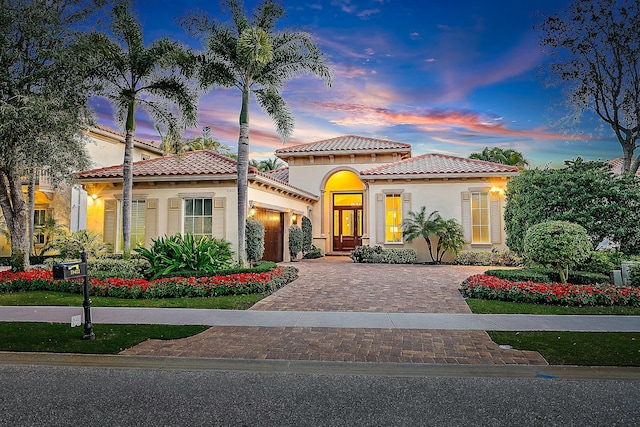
[0,266,298,299]
[460,274,640,307]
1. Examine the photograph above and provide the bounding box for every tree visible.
[245,217,265,266]
[89,1,198,258]
[183,0,332,265]
[538,0,640,174]
[469,147,529,169]
[402,207,464,263]
[256,157,284,171]
[288,224,303,261]
[504,158,640,254]
[0,0,100,270]
[524,221,591,284]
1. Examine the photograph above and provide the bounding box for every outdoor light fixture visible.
[291,213,297,223]
[91,193,98,200]
[249,204,256,217]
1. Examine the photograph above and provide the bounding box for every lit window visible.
[184,198,213,237]
[471,192,489,243]
[385,194,402,243]
[34,209,46,245]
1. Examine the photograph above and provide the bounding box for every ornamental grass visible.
[461,274,640,307]
[0,267,296,299]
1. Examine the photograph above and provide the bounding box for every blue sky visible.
[93,0,624,166]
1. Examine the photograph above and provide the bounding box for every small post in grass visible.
[52,249,94,340]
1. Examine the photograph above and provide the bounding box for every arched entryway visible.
[324,170,366,253]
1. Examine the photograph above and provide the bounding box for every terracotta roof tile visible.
[360,153,519,176]
[265,167,289,184]
[92,123,162,151]
[77,150,253,179]
[275,135,411,155]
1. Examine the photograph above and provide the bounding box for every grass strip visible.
[0,291,265,309]
[488,331,640,366]
[466,298,640,315]
[0,322,208,354]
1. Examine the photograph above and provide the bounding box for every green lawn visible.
[488,331,640,366]
[0,291,265,310]
[465,298,640,366]
[466,298,640,315]
[0,322,208,354]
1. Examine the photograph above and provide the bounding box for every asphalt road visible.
[1,360,639,427]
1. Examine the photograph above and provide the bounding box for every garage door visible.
[253,209,283,262]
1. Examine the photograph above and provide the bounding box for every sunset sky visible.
[92,0,623,167]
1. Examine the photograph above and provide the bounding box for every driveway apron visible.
[122,257,547,365]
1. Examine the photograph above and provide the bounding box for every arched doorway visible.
[324,170,365,252]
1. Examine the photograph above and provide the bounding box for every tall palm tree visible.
[469,147,529,169]
[183,0,332,265]
[89,1,198,257]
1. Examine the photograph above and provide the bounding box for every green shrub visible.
[49,230,111,259]
[135,233,234,279]
[302,216,313,255]
[245,218,265,265]
[485,268,609,285]
[455,249,522,266]
[350,245,416,264]
[89,270,145,280]
[485,269,551,283]
[289,225,303,260]
[576,251,617,275]
[630,264,640,287]
[524,221,591,283]
[87,257,150,277]
[157,261,277,279]
[350,245,383,263]
[302,245,323,259]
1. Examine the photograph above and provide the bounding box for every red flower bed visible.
[461,274,640,307]
[0,267,296,299]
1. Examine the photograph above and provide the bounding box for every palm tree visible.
[401,207,444,263]
[254,157,283,171]
[469,147,529,169]
[183,0,332,265]
[89,1,198,257]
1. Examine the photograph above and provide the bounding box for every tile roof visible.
[91,123,163,152]
[265,167,289,184]
[275,135,411,156]
[77,150,254,179]
[360,153,520,176]
[609,157,640,176]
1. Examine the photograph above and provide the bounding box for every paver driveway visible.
[123,257,547,365]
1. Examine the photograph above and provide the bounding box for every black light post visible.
[80,249,95,340]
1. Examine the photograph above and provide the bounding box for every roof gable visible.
[90,124,163,153]
[275,135,411,156]
[360,153,519,177]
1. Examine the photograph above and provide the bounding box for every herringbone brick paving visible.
[121,257,548,365]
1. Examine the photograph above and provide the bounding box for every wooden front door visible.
[332,193,363,252]
[254,209,283,262]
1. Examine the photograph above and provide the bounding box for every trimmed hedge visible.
[350,245,417,264]
[157,261,278,279]
[485,268,609,285]
[455,249,522,266]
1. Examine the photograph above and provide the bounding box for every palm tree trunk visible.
[122,103,136,259]
[236,86,250,266]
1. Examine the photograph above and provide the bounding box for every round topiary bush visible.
[524,220,591,284]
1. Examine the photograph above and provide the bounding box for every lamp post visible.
[81,249,95,340]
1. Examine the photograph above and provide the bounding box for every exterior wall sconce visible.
[291,213,297,223]
[249,205,257,217]
[91,193,98,200]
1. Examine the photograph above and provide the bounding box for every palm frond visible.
[254,88,294,141]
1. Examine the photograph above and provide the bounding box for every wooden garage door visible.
[254,209,283,262]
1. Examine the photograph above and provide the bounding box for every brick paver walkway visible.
[122,257,548,365]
